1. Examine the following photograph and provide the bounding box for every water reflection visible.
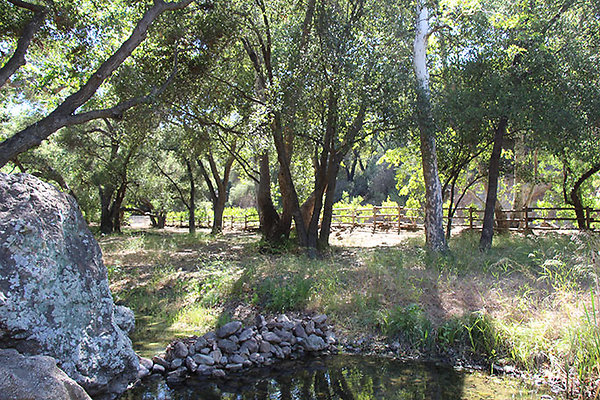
[121,355,545,400]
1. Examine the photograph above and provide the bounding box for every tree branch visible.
[0,4,46,88]
[0,0,194,167]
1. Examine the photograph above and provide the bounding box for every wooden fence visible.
[164,206,599,233]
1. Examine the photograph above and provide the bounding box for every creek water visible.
[121,355,551,400]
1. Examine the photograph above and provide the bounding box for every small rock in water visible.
[196,365,213,376]
[225,363,243,371]
[304,334,326,352]
[192,354,215,366]
[229,354,246,364]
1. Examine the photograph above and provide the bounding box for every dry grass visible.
[100,228,600,394]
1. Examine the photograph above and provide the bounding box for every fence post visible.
[373,206,378,233]
[352,209,356,230]
[179,215,183,228]
[524,207,529,231]
[244,215,248,231]
[586,207,591,230]
[397,206,402,234]
[469,207,474,230]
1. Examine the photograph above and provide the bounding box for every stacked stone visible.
[141,314,336,384]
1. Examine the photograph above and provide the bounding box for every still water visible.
[122,355,550,400]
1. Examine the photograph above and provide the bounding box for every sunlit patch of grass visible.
[170,303,220,334]
[496,317,556,369]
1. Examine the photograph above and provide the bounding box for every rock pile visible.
[142,314,337,384]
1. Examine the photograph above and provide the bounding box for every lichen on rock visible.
[0,173,138,399]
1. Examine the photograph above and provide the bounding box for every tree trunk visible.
[319,156,342,247]
[212,196,227,234]
[99,187,114,234]
[445,174,458,239]
[186,159,196,234]
[157,213,166,229]
[112,181,127,233]
[256,152,281,241]
[567,162,600,230]
[272,114,307,246]
[413,0,447,252]
[479,116,508,251]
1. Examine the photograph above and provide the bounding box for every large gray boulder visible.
[0,173,138,399]
[0,348,92,400]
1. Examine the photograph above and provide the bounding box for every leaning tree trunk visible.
[413,0,447,252]
[0,0,194,168]
[480,116,508,251]
[568,162,600,230]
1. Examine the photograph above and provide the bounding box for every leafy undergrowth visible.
[100,229,600,397]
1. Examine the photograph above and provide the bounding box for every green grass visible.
[101,229,600,394]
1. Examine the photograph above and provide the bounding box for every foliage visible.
[252,275,313,313]
[378,304,433,350]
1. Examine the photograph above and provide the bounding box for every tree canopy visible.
[1,0,599,253]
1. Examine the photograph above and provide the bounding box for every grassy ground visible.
[100,229,600,397]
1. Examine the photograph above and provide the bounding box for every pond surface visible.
[121,355,550,400]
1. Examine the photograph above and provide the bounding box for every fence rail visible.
[163,206,600,233]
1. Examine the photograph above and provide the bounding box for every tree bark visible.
[413,0,447,252]
[197,142,235,234]
[567,162,600,230]
[0,2,46,88]
[185,159,196,234]
[319,155,342,247]
[445,174,458,239]
[479,116,508,251]
[256,152,281,241]
[99,186,115,234]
